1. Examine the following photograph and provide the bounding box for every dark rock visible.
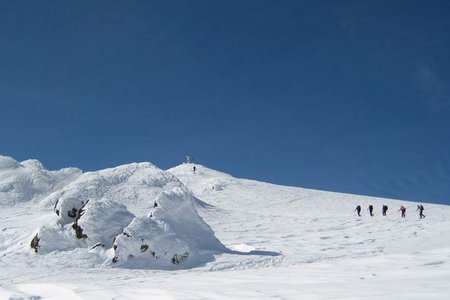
[140,244,149,252]
[68,208,77,218]
[72,222,87,239]
[30,234,40,253]
[90,242,105,250]
[171,252,189,264]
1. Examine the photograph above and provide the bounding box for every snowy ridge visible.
[41,162,181,215]
[0,155,81,205]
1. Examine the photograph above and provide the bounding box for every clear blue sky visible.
[1,1,449,204]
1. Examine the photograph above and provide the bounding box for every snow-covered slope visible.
[169,164,450,265]
[1,159,450,299]
[0,155,81,205]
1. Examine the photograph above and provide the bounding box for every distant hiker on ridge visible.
[417,205,425,219]
[368,205,374,216]
[399,206,406,218]
[382,205,388,216]
[193,166,196,173]
[355,205,361,217]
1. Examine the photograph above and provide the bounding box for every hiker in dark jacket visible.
[355,205,362,217]
[368,205,374,217]
[399,206,406,218]
[417,205,425,219]
[382,205,388,216]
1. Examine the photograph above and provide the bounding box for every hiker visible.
[417,205,425,219]
[193,165,196,172]
[368,205,374,216]
[355,205,362,217]
[399,206,406,218]
[382,205,388,216]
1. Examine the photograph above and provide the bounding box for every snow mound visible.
[0,155,81,205]
[112,187,226,267]
[78,199,135,248]
[149,187,225,251]
[112,216,191,267]
[32,199,134,254]
[43,162,183,216]
[32,162,226,268]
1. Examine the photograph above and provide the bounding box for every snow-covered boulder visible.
[0,155,81,205]
[150,187,226,251]
[78,199,135,247]
[111,187,226,267]
[30,222,84,254]
[31,199,134,254]
[112,216,190,266]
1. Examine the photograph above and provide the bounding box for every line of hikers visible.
[354,204,426,218]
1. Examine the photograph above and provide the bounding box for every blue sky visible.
[1,1,449,204]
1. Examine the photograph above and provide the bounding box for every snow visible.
[0,155,81,205]
[1,158,450,299]
[41,162,183,216]
[112,187,226,269]
[27,161,225,270]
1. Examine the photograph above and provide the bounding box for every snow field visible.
[0,157,449,299]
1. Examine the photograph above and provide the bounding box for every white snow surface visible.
[1,158,450,299]
[0,155,81,205]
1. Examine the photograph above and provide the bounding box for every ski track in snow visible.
[1,159,450,299]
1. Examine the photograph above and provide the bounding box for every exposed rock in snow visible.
[32,199,134,254]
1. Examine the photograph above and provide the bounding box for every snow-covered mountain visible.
[0,156,449,299]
